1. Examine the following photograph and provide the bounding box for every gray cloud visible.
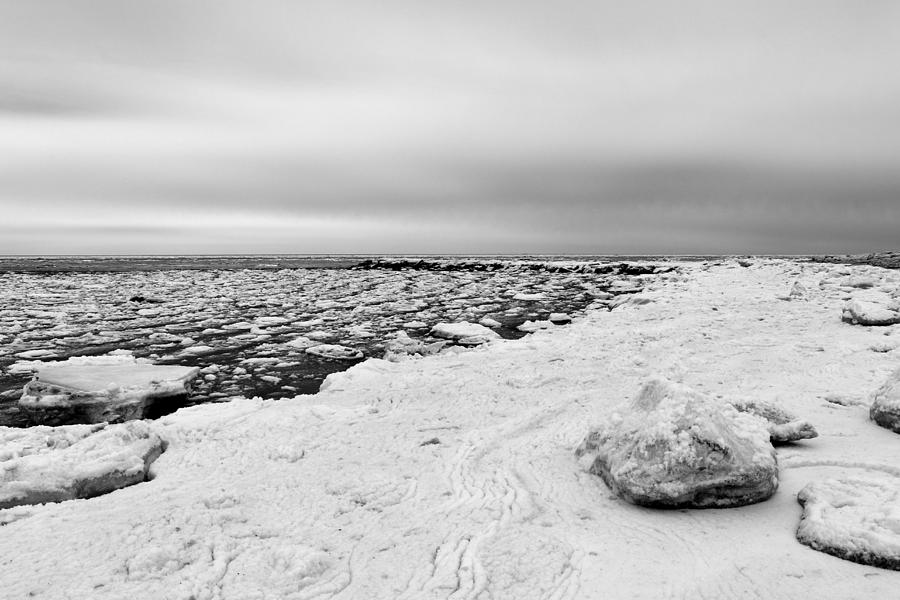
[1,1,899,253]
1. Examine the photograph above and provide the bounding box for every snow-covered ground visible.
[2,259,900,598]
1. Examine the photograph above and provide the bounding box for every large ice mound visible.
[841,300,900,326]
[19,355,199,425]
[871,368,900,433]
[0,421,164,509]
[796,478,900,570]
[576,379,778,508]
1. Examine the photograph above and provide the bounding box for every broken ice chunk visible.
[0,421,164,509]
[796,478,900,570]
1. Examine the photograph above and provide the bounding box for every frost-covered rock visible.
[430,322,500,342]
[841,300,900,326]
[576,379,778,508]
[0,421,164,509]
[870,368,900,433]
[548,312,572,324]
[19,356,199,425]
[305,344,364,360]
[796,478,900,570]
[728,398,818,444]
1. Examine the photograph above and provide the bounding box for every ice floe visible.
[430,321,501,342]
[305,344,364,360]
[18,356,199,425]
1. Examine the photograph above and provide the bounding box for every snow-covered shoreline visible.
[2,259,900,599]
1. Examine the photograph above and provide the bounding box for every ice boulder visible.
[305,344,364,360]
[19,356,200,426]
[841,300,900,326]
[728,398,818,444]
[548,312,572,324]
[871,368,900,433]
[796,478,900,570]
[576,379,778,508]
[430,322,500,343]
[0,421,164,509]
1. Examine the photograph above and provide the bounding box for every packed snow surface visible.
[0,421,164,509]
[1,259,900,598]
[797,478,900,570]
[576,378,778,507]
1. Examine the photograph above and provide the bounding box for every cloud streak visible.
[1,1,899,254]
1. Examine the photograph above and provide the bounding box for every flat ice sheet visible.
[36,363,199,393]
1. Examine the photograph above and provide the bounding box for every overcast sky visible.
[1,1,899,255]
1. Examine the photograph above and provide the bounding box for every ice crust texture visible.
[576,378,779,508]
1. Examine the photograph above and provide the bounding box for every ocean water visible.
[0,256,666,426]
